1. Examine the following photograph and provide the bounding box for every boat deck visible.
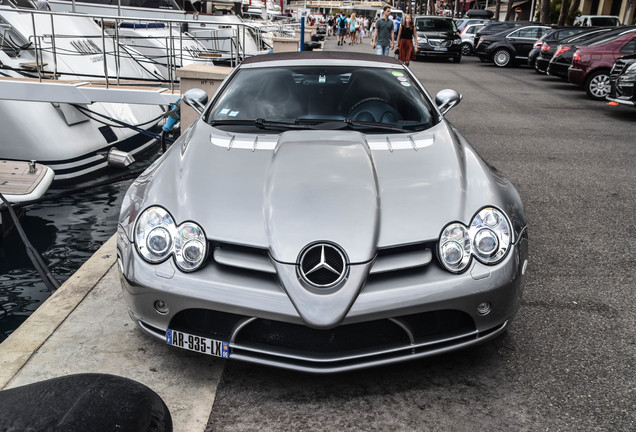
[0,76,179,105]
[0,160,54,203]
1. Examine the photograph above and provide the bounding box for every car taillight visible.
[540,43,551,52]
[572,52,581,62]
[554,46,570,57]
[534,41,543,49]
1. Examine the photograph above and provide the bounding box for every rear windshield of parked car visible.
[206,66,437,132]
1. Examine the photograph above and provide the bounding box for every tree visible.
[569,0,580,14]
[494,0,501,20]
[557,0,570,25]
[541,0,551,23]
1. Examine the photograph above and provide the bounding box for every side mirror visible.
[183,88,209,114]
[435,89,462,115]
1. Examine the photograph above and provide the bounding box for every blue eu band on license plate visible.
[166,329,229,358]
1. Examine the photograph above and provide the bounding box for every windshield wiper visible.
[309,118,411,133]
[209,118,311,130]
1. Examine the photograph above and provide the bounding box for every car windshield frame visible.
[204,65,439,134]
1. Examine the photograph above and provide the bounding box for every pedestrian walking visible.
[372,6,394,55]
[348,13,357,45]
[337,13,348,46]
[396,14,418,66]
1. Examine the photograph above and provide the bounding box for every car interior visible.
[207,67,433,130]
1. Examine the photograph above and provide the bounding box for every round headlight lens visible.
[470,207,511,264]
[174,222,207,272]
[441,241,463,266]
[473,228,499,258]
[438,223,471,272]
[147,227,172,255]
[135,207,175,263]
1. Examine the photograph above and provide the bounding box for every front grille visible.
[610,61,625,80]
[235,310,474,354]
[428,39,452,48]
[236,318,409,353]
[170,309,245,341]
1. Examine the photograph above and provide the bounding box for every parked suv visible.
[607,54,636,107]
[414,16,462,63]
[568,28,636,100]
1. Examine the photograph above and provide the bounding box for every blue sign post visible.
[300,17,305,51]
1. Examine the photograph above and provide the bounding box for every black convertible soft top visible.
[242,51,401,65]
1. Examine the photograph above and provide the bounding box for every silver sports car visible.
[117,52,528,373]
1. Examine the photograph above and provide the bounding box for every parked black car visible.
[607,53,636,107]
[547,26,635,79]
[528,27,591,70]
[414,15,462,63]
[475,25,551,67]
[535,28,614,74]
[473,21,532,49]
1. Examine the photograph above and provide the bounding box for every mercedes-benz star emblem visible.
[299,243,347,288]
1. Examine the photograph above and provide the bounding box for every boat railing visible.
[14,8,261,90]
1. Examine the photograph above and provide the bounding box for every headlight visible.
[453,38,461,45]
[625,63,636,74]
[470,207,511,264]
[135,207,176,263]
[174,222,207,272]
[135,206,207,271]
[438,207,512,273]
[439,223,471,272]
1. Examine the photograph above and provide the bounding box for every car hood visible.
[120,120,523,264]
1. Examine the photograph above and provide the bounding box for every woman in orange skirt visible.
[396,14,418,66]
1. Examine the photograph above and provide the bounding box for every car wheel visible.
[460,43,472,56]
[534,61,546,75]
[585,70,611,101]
[493,49,512,67]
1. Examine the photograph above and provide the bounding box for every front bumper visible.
[607,73,636,107]
[416,43,462,59]
[118,229,528,373]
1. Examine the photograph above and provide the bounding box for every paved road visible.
[204,38,635,431]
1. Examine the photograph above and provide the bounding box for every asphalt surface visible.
[204,36,635,431]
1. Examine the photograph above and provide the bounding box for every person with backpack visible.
[337,13,348,46]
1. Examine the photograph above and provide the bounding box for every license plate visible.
[166,329,229,358]
[434,47,448,52]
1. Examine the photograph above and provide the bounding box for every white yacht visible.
[0,1,168,181]
[49,0,272,63]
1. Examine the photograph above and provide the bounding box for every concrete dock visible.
[0,235,225,432]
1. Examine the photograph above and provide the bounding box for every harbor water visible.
[0,172,142,343]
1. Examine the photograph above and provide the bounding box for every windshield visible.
[206,66,437,133]
[416,18,456,32]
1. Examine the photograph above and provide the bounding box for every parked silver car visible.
[117,52,529,373]
[460,23,486,55]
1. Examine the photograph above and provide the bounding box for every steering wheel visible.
[347,97,402,124]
